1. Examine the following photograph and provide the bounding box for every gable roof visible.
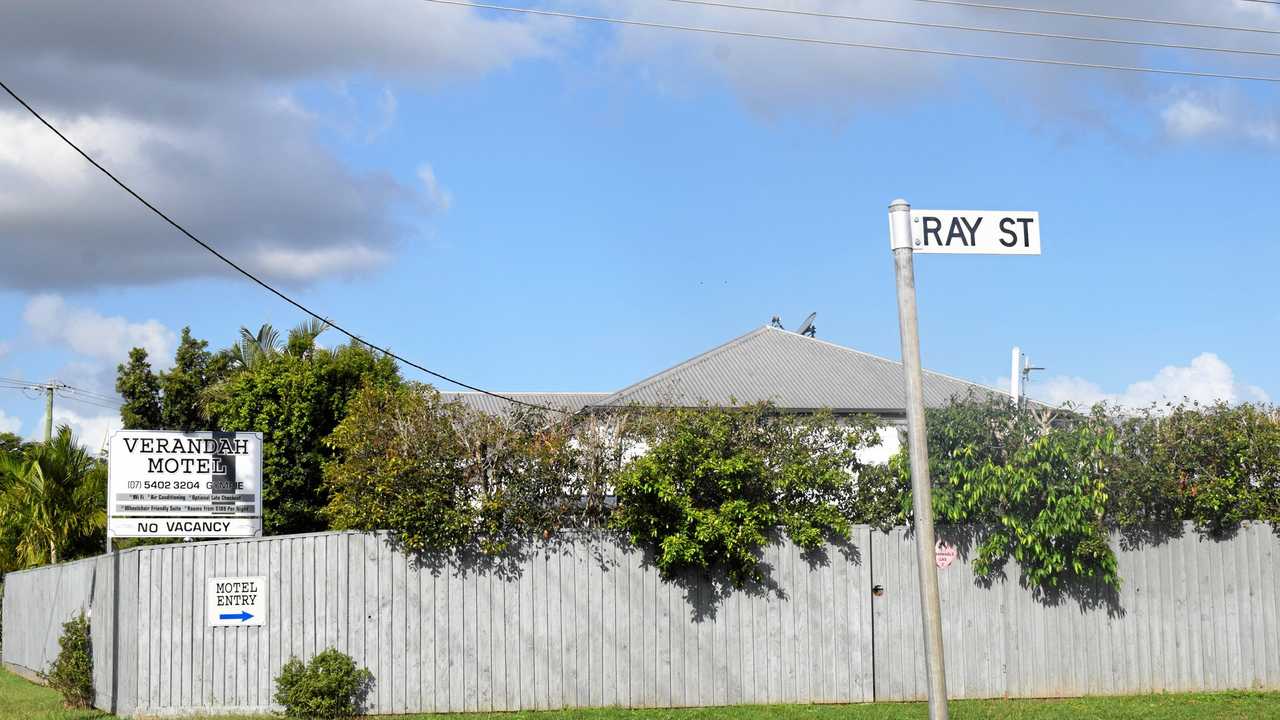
[593,325,1009,414]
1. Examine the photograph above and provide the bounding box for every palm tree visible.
[285,318,331,359]
[227,323,282,370]
[0,425,106,570]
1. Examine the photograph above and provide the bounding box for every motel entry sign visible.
[907,210,1041,255]
[207,576,267,626]
[107,430,263,539]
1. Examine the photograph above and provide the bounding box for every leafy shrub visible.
[610,403,883,587]
[324,383,615,557]
[46,613,93,709]
[928,400,1117,590]
[273,648,373,719]
[1106,401,1280,539]
[874,397,1280,592]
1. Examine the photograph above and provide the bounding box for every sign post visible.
[887,199,1041,720]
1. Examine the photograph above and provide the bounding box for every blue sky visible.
[1,0,1277,443]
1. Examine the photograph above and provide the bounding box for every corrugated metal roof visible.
[593,325,1010,413]
[439,392,611,416]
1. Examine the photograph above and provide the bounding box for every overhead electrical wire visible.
[905,0,1280,36]
[663,0,1280,59]
[56,386,122,408]
[0,79,568,414]
[422,0,1280,83]
[0,378,122,409]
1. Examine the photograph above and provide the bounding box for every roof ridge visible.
[765,325,1015,401]
[598,325,774,406]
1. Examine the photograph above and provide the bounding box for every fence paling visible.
[3,524,1278,717]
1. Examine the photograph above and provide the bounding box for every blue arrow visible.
[219,610,253,622]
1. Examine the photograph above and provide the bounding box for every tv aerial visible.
[795,312,817,338]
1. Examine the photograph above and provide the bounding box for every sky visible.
[1,0,1277,445]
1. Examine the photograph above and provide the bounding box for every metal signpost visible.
[887,199,1040,720]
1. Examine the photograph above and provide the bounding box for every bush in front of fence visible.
[45,612,93,709]
[273,647,373,720]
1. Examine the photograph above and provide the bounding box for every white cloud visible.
[417,164,454,212]
[366,88,399,142]
[251,245,390,282]
[0,409,21,434]
[23,294,177,369]
[1160,90,1280,147]
[1028,353,1269,409]
[32,407,118,454]
[0,1,556,289]
[1162,98,1228,140]
[596,0,1280,141]
[0,339,11,360]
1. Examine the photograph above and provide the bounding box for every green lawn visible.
[3,668,1278,719]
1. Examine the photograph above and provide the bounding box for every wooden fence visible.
[3,524,1278,717]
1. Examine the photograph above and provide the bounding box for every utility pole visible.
[888,198,950,720]
[44,383,54,442]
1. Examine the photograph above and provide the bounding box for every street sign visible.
[887,199,1041,720]
[935,541,958,569]
[907,210,1040,255]
[107,430,263,539]
[207,576,266,627]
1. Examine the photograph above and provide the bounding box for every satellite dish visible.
[796,312,817,338]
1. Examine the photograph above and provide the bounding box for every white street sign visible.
[907,210,1040,255]
[108,430,263,539]
[109,517,260,538]
[207,576,266,627]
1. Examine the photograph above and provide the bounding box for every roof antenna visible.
[770,315,784,329]
[795,312,817,338]
[1010,346,1045,406]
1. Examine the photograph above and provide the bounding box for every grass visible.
[3,668,1278,719]
[0,666,106,720]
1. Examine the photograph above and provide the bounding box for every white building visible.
[441,324,1013,463]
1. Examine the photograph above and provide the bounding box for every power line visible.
[663,0,1280,59]
[56,386,122,408]
[0,80,567,414]
[59,386,119,403]
[906,0,1280,36]
[422,0,1280,83]
[1,377,118,404]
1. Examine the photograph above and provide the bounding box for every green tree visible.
[0,431,25,456]
[115,348,162,430]
[0,425,107,571]
[206,341,399,534]
[159,327,213,431]
[885,397,1119,591]
[324,383,596,557]
[1107,401,1280,539]
[610,403,883,587]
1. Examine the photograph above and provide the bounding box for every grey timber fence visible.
[3,524,1279,717]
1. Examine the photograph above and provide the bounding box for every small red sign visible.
[935,541,957,569]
